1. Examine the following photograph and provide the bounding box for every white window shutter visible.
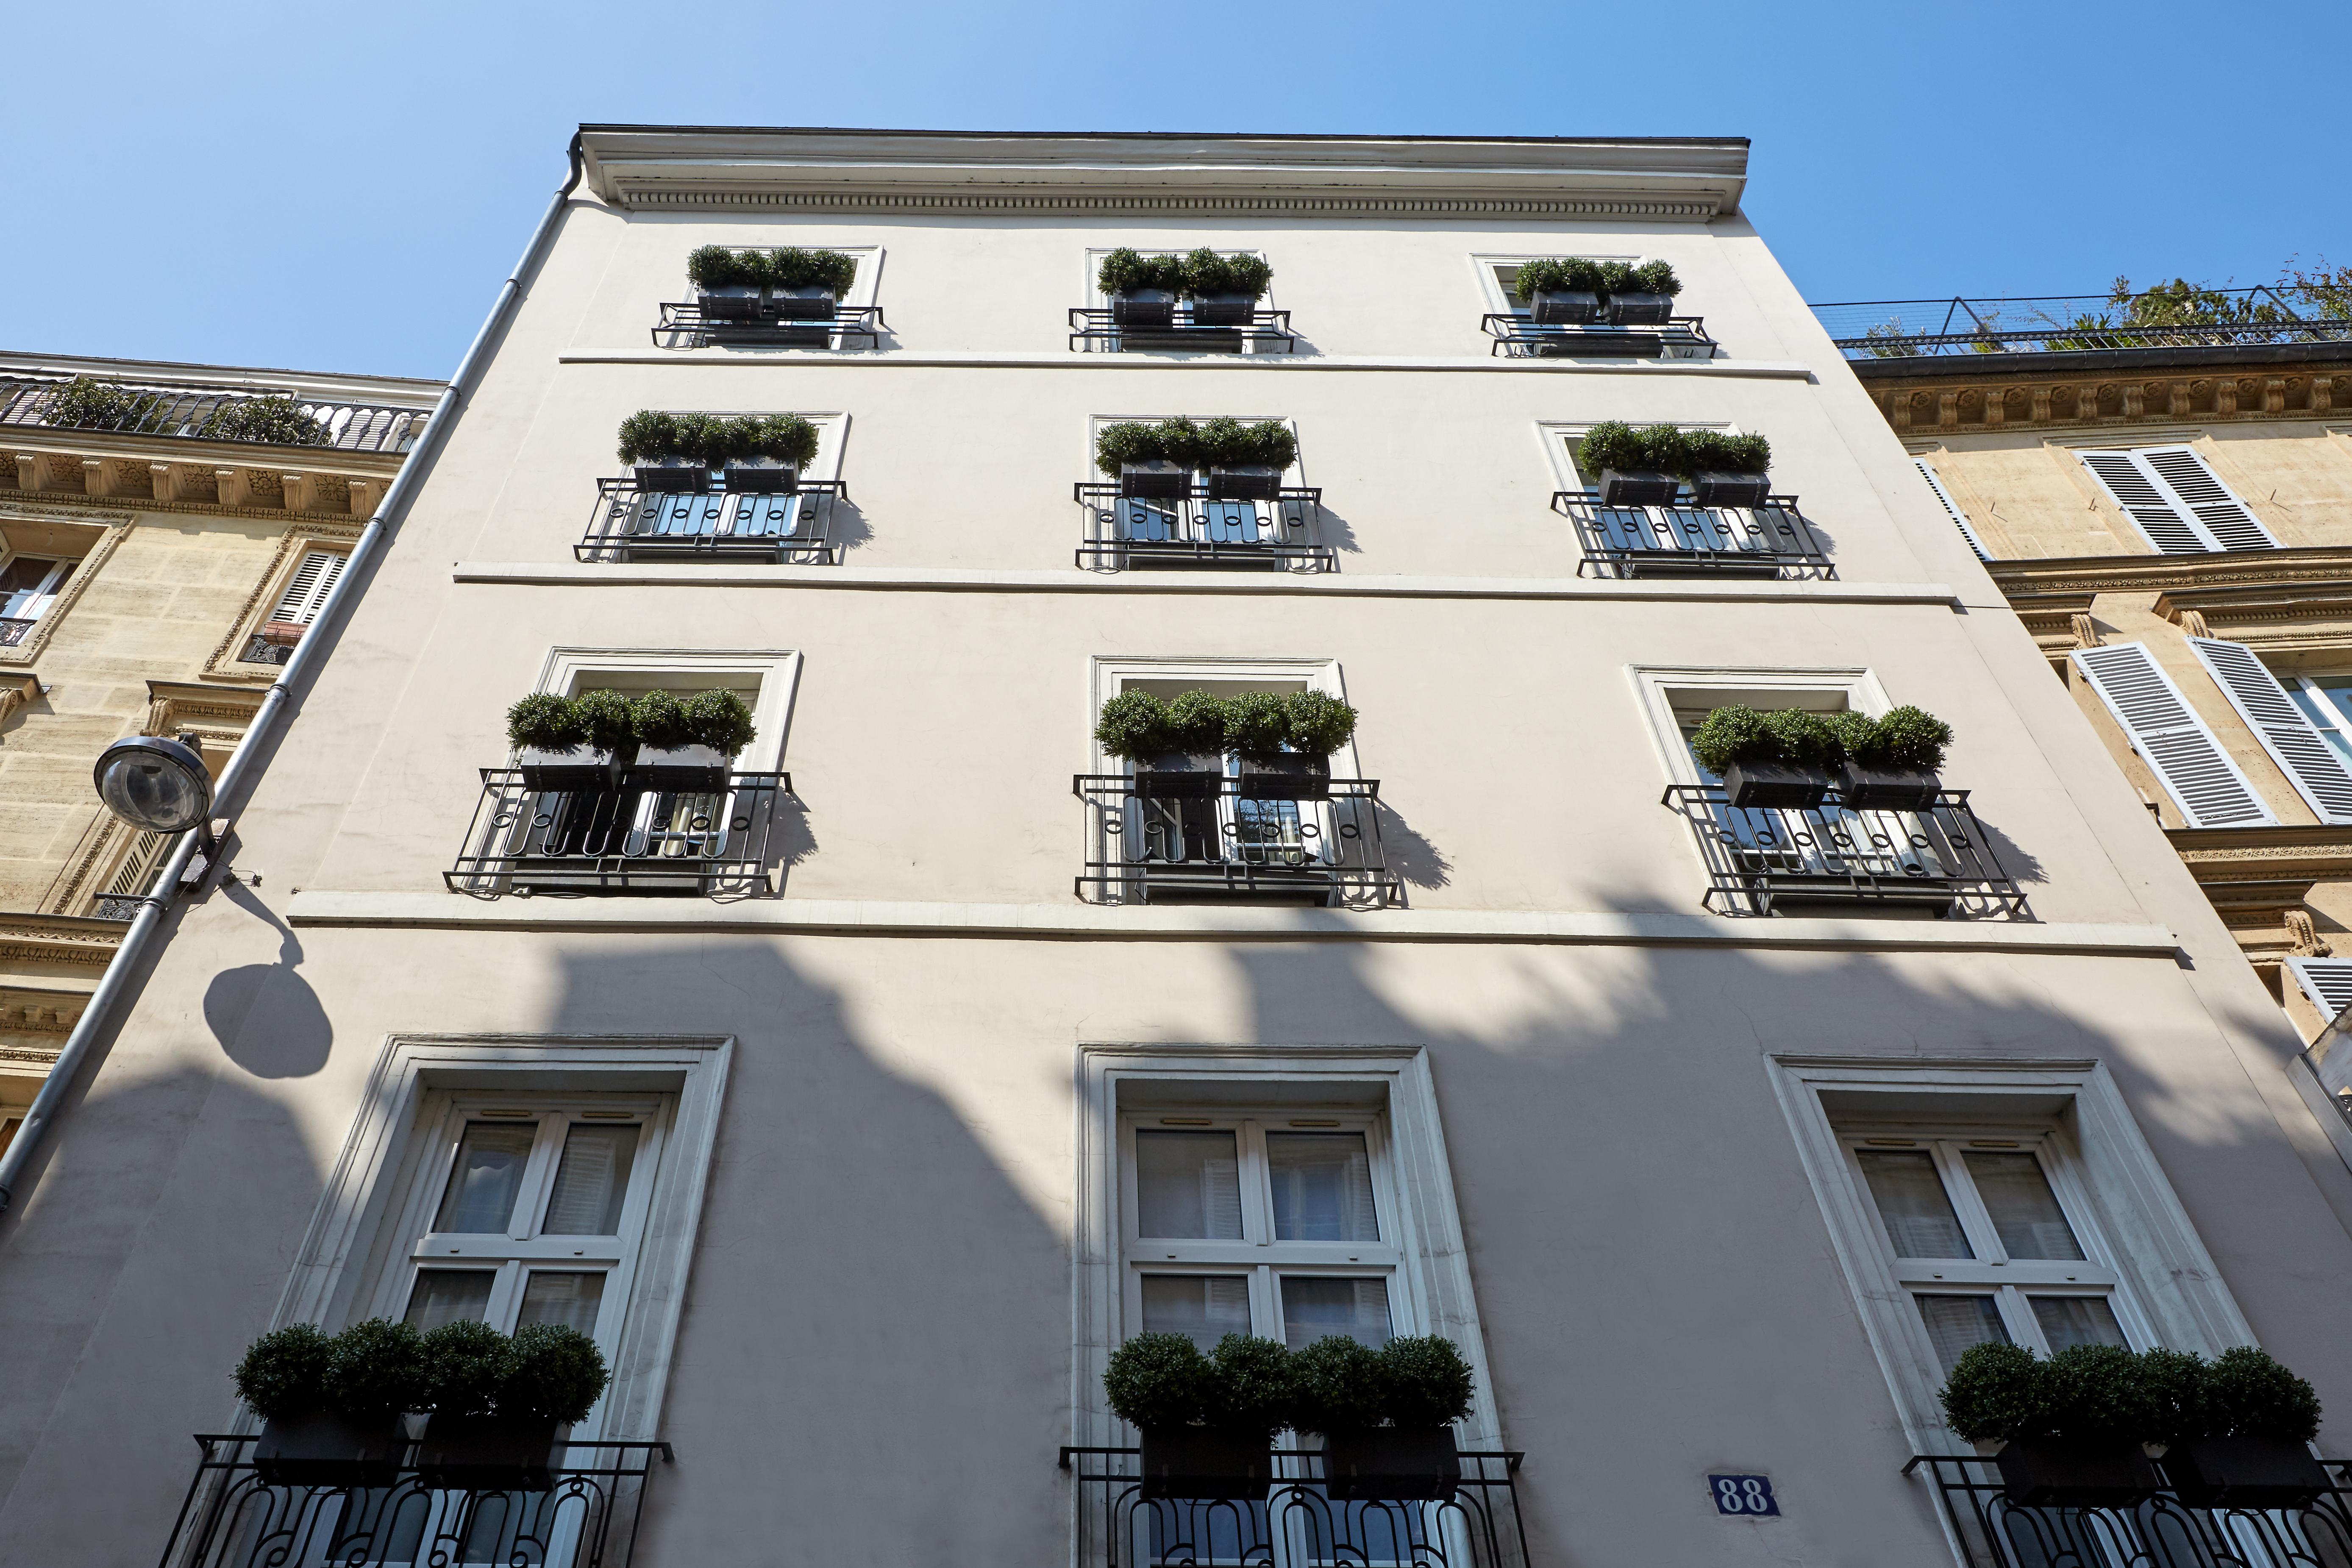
[268,550,347,626]
[2071,642,2275,827]
[2141,447,2274,551]
[2187,637,2352,824]
[1913,459,1990,560]
[2077,448,2275,554]
[2287,959,2352,1023]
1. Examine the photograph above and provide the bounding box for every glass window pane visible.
[1856,1151,1975,1259]
[1916,1295,2010,1379]
[1135,1132,1243,1240]
[1139,1275,1252,1353]
[1265,1134,1379,1243]
[1279,1276,1391,1350]
[405,1269,496,1333]
[433,1122,538,1234]
[1965,1153,2085,1261]
[541,1125,641,1236]
[2031,1296,2126,1353]
[516,1271,607,1336]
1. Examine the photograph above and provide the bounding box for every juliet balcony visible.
[578,474,845,564]
[447,766,790,898]
[1073,773,1399,908]
[1663,783,2026,918]
[1483,311,1715,359]
[159,1433,667,1568]
[1551,486,1834,580]
[1069,302,1299,354]
[1075,478,1333,572]
[651,298,886,350]
[1061,1445,1529,1568]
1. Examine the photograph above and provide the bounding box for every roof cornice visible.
[576,126,1748,220]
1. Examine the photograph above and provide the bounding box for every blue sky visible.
[8,0,2344,381]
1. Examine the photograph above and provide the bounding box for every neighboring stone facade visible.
[0,353,439,1136]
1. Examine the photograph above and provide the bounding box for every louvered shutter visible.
[1913,459,1991,560]
[2288,959,2352,1023]
[2071,642,2275,827]
[2141,447,2274,550]
[2187,637,2352,823]
[2077,448,2275,553]
[267,550,347,626]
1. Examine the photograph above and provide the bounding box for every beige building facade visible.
[0,354,437,1150]
[0,131,2348,1568]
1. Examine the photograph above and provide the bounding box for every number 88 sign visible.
[1708,1474,1781,1516]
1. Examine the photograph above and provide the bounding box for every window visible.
[0,555,72,646]
[2187,639,2352,824]
[600,412,843,563]
[1080,414,1315,570]
[1912,458,1991,561]
[239,548,346,665]
[1545,423,1821,574]
[2286,956,2352,1026]
[2288,674,2352,767]
[2077,445,2275,553]
[2071,643,2275,827]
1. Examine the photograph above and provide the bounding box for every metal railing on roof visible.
[0,376,428,453]
[1813,286,2352,360]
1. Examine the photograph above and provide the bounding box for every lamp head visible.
[93,735,213,834]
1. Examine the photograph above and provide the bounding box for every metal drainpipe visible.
[0,133,589,1218]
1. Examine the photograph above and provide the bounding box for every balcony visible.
[446,769,791,897]
[1073,774,1400,908]
[1814,288,2352,362]
[1663,784,2027,918]
[0,617,35,648]
[1074,481,1334,572]
[1909,1452,2352,1568]
[1552,488,1834,580]
[1069,305,1299,354]
[1482,312,1715,359]
[1062,1446,1529,1568]
[0,377,426,453]
[159,1433,666,1568]
[651,300,886,350]
[578,476,845,564]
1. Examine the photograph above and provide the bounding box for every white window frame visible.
[1088,656,1357,778]
[1768,1056,2254,1451]
[1074,1045,1498,1451]
[529,647,803,776]
[0,553,72,625]
[263,1034,732,1442]
[1469,252,1639,316]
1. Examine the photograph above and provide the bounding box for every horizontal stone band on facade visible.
[609,187,1727,220]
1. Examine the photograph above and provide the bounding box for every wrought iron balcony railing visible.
[578,477,846,564]
[1551,489,1834,579]
[447,769,791,897]
[0,377,427,453]
[1073,773,1401,908]
[1908,1452,2352,1568]
[1482,313,1716,359]
[158,1433,668,1568]
[1074,481,1335,572]
[1814,288,2352,361]
[1068,306,1300,354]
[1663,784,2027,918]
[650,300,887,350]
[1061,1446,1528,1568]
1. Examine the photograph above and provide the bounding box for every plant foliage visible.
[2138,1348,2213,1448]
[1689,705,1775,773]
[1575,422,1767,479]
[1290,1336,1386,1434]
[616,410,819,467]
[1513,257,1678,300]
[1221,691,1290,758]
[1940,1340,2047,1443]
[1098,248,1191,297]
[509,689,754,756]
[687,245,856,295]
[1377,1337,1476,1430]
[1093,417,1296,476]
[1093,689,1359,760]
[234,1323,335,1422]
[1867,706,1953,772]
[502,1323,609,1425]
[197,395,331,447]
[41,376,171,434]
[1161,689,1229,749]
[322,1318,431,1419]
[2205,1346,2321,1443]
[1182,247,1274,300]
[1103,1332,1214,1429]
[574,689,634,751]
[422,1319,514,1418]
[1941,1341,2321,1447]
[1693,703,1951,774]
[1208,1335,1296,1436]
[1760,708,1838,766]
[507,692,585,751]
[1283,690,1359,756]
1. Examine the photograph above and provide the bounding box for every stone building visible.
[0,130,2348,1568]
[0,352,439,1149]
[1825,292,2352,1047]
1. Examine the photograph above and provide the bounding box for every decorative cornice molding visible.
[609,186,1726,218]
[0,913,125,969]
[1985,547,2352,600]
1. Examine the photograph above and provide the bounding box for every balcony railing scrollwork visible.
[1075,481,1334,572]
[1909,1452,2352,1568]
[651,301,886,350]
[1482,313,1715,359]
[1074,774,1400,908]
[578,477,845,564]
[1552,488,1834,579]
[1664,783,2027,918]
[1060,1446,1529,1568]
[447,768,790,897]
[157,1433,669,1568]
[1069,306,1299,354]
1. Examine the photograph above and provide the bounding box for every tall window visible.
[2287,674,2352,768]
[0,555,72,645]
[239,548,347,665]
[1125,1110,1403,1351]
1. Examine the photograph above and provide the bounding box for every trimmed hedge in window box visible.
[1513,258,1679,326]
[1576,423,1771,507]
[616,411,821,493]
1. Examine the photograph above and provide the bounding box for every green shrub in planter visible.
[243,1318,424,1487]
[687,246,767,291]
[1512,258,1607,301]
[1223,691,1291,759]
[2163,1347,2328,1507]
[422,1319,515,1418]
[1095,417,1203,479]
[1206,1334,1296,1435]
[1107,1332,1275,1501]
[1095,690,1173,760]
[1942,1341,2162,1508]
[1296,1335,1473,1501]
[1831,706,1954,808]
[321,1318,431,1418]
[2204,1346,2321,1442]
[1692,705,1836,810]
[42,376,171,434]
[760,247,858,296]
[1104,1332,1215,1429]
[1870,706,1952,772]
[1098,249,1190,298]
[573,690,634,752]
[628,689,755,785]
[507,692,586,753]
[501,1323,609,1425]
[1290,1335,1386,1433]
[738,414,820,467]
[1940,1341,2047,1445]
[680,689,757,755]
[198,395,331,447]
[1688,706,1775,776]
[1160,690,1227,748]
[1378,1337,1476,1429]
[235,1323,335,1421]
[1182,249,1274,301]
[1284,691,1358,757]
[617,410,688,466]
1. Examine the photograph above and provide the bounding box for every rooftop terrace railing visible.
[1814,287,2352,361]
[0,377,428,453]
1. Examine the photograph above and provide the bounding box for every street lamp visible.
[92,734,214,836]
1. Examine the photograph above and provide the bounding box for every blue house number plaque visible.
[1709,1474,1780,1516]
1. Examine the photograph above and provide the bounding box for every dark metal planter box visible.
[1190,291,1261,326]
[517,744,625,792]
[414,1414,562,1491]
[632,744,734,792]
[252,1411,409,1487]
[1139,1426,1271,1501]
[1135,748,1225,800]
[1692,471,1773,508]
[1208,464,1284,502]
[1238,753,1331,800]
[2163,1436,2330,1509]
[1834,762,1942,810]
[767,285,840,322]
[1110,288,1178,328]
[1606,290,1675,325]
[634,456,709,493]
[1598,469,1682,506]
[723,457,800,494]
[1722,759,1831,809]
[1320,1427,1459,1501]
[698,285,765,323]
[1993,1438,2162,1508]
[1120,461,1192,499]
[1530,288,1601,324]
